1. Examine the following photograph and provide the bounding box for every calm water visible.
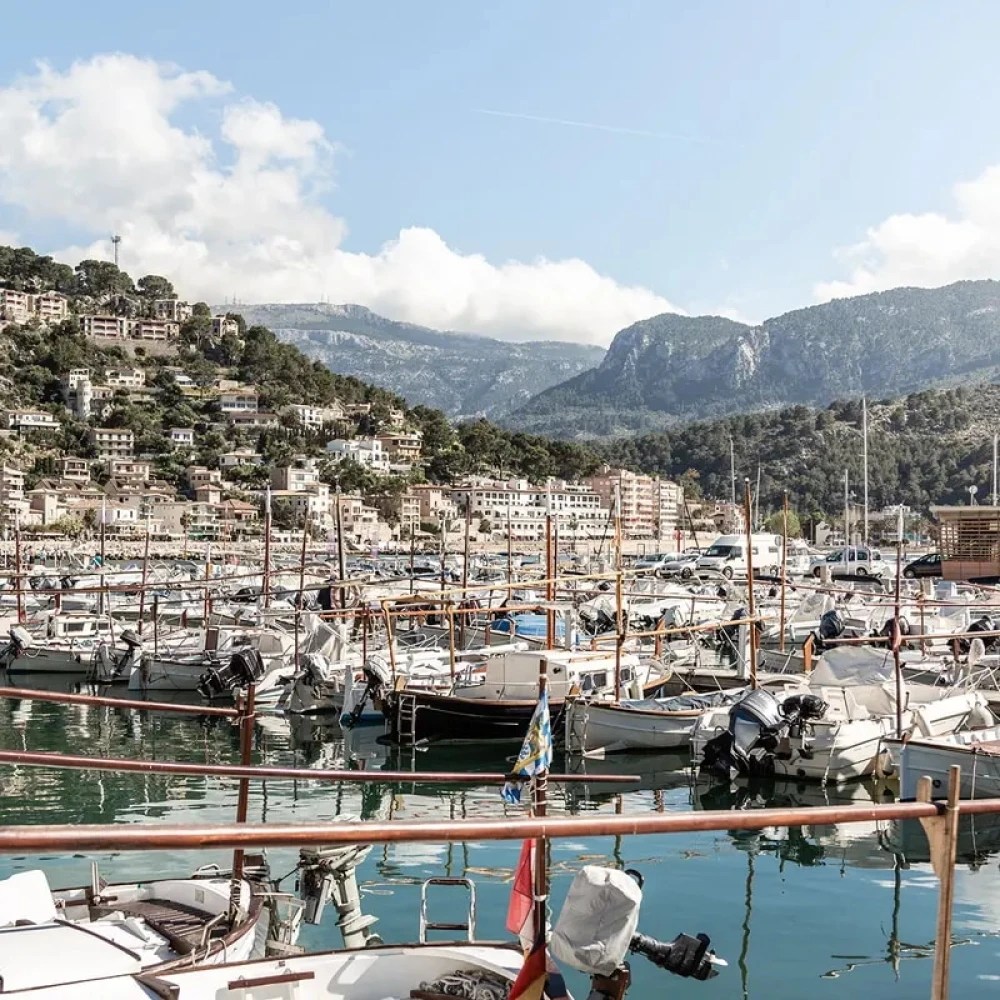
[0,681,999,998]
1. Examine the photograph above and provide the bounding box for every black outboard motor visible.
[960,615,998,654]
[811,609,845,652]
[342,656,394,729]
[700,688,829,779]
[198,648,266,699]
[876,615,911,647]
[0,625,31,670]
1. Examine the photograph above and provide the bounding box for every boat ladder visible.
[419,877,477,942]
[396,692,419,746]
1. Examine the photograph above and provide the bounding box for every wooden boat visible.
[565,689,746,754]
[886,723,1000,799]
[383,648,667,745]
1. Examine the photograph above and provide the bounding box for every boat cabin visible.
[461,649,632,701]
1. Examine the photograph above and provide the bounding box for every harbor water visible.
[0,685,998,998]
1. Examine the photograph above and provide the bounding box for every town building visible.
[131,319,180,342]
[451,478,609,542]
[586,467,683,539]
[0,289,32,324]
[105,367,146,389]
[2,410,61,435]
[34,292,69,323]
[80,315,129,339]
[377,432,422,468]
[153,299,193,322]
[90,427,134,460]
[325,438,390,472]
[108,459,151,483]
[169,427,195,449]
[226,411,278,430]
[271,458,320,492]
[283,402,347,430]
[408,484,458,525]
[60,457,92,483]
[187,466,223,490]
[211,315,240,338]
[220,449,264,471]
[219,390,259,413]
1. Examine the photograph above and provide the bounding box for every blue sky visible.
[1,1,1000,342]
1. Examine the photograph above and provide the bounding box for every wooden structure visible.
[930,505,1000,580]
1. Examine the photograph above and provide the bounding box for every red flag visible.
[508,928,547,1000]
[506,840,534,944]
[889,617,902,651]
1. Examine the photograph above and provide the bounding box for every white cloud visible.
[0,54,678,344]
[815,163,1000,301]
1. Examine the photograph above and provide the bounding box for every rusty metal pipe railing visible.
[0,749,639,786]
[1,796,998,853]
[0,686,239,718]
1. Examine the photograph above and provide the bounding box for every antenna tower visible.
[111,234,122,269]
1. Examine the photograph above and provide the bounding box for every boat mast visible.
[613,483,624,703]
[743,479,758,690]
[779,490,788,654]
[863,397,870,545]
[262,485,272,609]
[843,471,850,550]
[893,504,904,738]
[993,432,998,507]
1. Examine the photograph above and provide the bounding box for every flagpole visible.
[532,655,548,980]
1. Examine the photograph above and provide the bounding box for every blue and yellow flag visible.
[501,688,553,804]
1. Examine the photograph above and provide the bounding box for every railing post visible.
[917,765,961,1000]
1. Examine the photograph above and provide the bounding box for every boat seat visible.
[92,898,221,955]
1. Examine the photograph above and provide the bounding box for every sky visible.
[2,1,1000,345]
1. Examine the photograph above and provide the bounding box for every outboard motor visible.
[91,628,145,683]
[197,648,266,700]
[960,615,998,654]
[342,655,393,728]
[0,625,31,670]
[811,609,845,652]
[551,866,723,1000]
[700,688,829,779]
[876,616,910,647]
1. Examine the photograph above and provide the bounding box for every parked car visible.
[810,546,890,578]
[903,552,942,579]
[661,552,702,579]
[634,552,679,576]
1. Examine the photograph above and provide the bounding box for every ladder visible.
[395,692,418,746]
[419,877,477,942]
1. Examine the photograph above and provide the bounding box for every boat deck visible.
[93,898,220,953]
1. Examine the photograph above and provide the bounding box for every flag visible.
[888,616,903,652]
[501,688,553,804]
[508,927,547,1000]
[506,840,534,948]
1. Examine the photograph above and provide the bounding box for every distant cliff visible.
[229,303,604,420]
[507,281,1000,436]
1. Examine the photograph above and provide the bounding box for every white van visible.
[695,533,783,579]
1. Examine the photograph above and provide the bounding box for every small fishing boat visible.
[887,724,1000,799]
[565,688,746,754]
[382,648,667,745]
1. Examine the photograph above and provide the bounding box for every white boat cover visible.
[551,866,641,975]
[810,646,895,688]
[0,870,56,927]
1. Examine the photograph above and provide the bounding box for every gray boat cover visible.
[551,866,641,975]
[622,688,745,712]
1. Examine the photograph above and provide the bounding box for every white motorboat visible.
[565,688,746,754]
[0,864,295,994]
[691,646,995,783]
[887,723,1000,799]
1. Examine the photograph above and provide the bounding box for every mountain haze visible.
[508,281,1000,437]
[228,303,605,420]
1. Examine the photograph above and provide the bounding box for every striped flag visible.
[501,688,553,804]
[508,927,547,1000]
[506,840,534,949]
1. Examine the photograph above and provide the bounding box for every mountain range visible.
[226,303,604,420]
[507,280,1000,437]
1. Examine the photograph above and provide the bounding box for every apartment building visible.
[271,458,319,492]
[34,292,69,323]
[60,457,92,483]
[2,410,60,434]
[0,289,32,324]
[187,466,223,490]
[80,315,129,339]
[90,427,134,460]
[226,411,278,430]
[586,466,683,540]
[450,478,609,541]
[131,319,180,342]
[408,484,458,524]
[377,432,422,467]
[108,459,151,483]
[220,449,264,470]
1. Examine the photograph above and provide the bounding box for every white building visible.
[169,427,195,449]
[211,315,241,338]
[90,427,134,460]
[105,367,146,389]
[325,438,391,472]
[220,391,260,413]
[80,315,129,339]
[2,410,61,434]
[220,449,264,470]
[283,402,347,430]
[154,299,193,322]
[450,478,609,541]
